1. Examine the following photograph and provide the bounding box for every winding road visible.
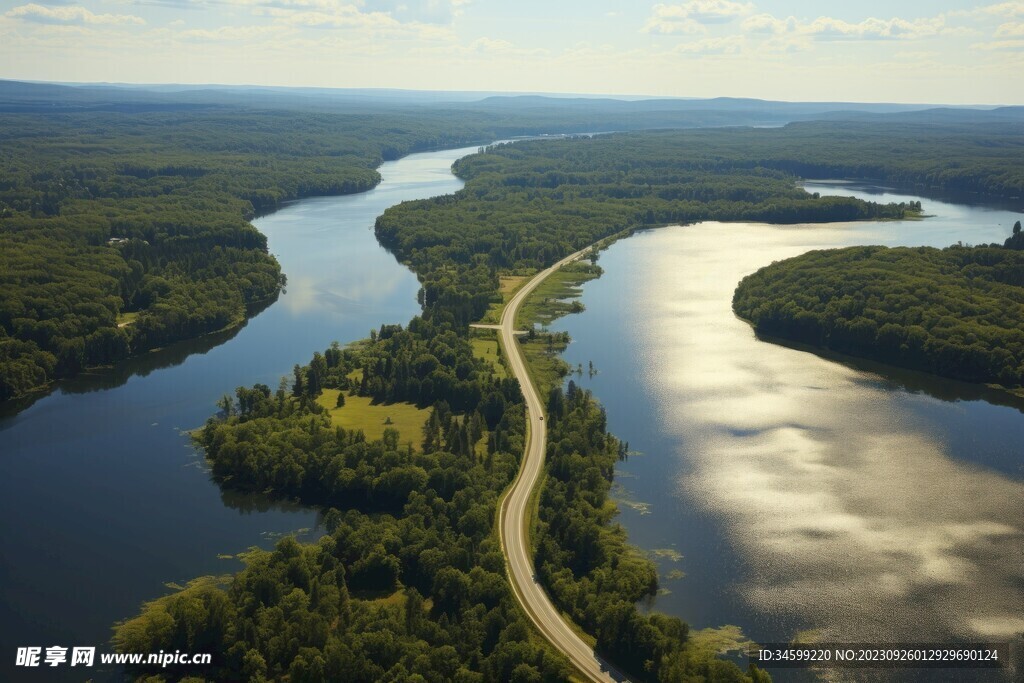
[496,247,629,683]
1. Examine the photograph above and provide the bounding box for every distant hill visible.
[824,106,1024,125]
[0,79,1009,127]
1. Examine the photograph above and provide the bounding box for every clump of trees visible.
[733,228,1024,388]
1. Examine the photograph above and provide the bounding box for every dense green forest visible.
[572,121,1024,199]
[119,323,767,682]
[0,110,507,401]
[117,323,573,682]
[733,224,1024,388]
[376,121,1024,331]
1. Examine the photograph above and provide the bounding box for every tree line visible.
[733,225,1024,388]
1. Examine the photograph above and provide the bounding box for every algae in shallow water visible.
[650,548,683,562]
[689,624,753,657]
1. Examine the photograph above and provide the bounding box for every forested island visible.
[733,224,1024,391]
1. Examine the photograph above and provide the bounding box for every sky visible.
[1,0,1022,104]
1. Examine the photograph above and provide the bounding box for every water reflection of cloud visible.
[639,222,1024,643]
[282,269,414,317]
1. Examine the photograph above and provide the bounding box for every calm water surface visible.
[553,184,1024,680]
[0,146,477,681]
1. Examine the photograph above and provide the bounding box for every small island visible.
[733,223,1024,391]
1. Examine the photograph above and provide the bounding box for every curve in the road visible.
[496,247,630,683]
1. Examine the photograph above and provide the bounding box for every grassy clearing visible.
[519,335,571,403]
[116,311,139,327]
[479,274,530,324]
[501,274,529,298]
[316,389,428,449]
[471,335,508,379]
[358,587,435,610]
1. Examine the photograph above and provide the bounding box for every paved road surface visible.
[496,248,630,683]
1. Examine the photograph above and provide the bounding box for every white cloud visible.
[995,20,1024,36]
[349,0,468,24]
[6,3,145,25]
[462,36,514,52]
[741,13,945,41]
[643,0,753,34]
[950,1,1024,19]
[810,16,944,40]
[279,6,401,29]
[742,13,793,34]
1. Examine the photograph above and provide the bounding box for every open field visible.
[316,389,428,448]
[471,335,508,379]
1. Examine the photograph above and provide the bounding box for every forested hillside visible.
[733,225,1024,388]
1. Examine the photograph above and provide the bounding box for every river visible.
[0,145,478,682]
[552,184,1024,681]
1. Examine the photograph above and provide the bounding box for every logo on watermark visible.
[16,647,94,668]
[15,647,209,668]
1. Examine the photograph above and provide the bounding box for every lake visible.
[0,145,478,682]
[551,183,1024,681]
